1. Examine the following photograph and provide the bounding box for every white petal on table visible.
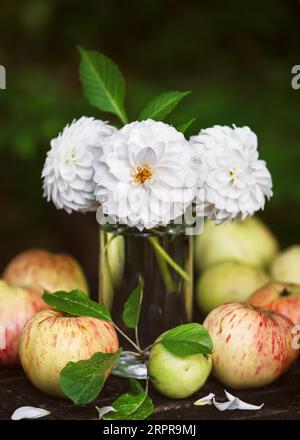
[213,391,264,412]
[193,391,264,412]
[193,393,215,406]
[96,406,116,420]
[11,406,51,420]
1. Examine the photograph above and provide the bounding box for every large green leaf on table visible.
[122,279,143,329]
[161,323,213,357]
[103,379,154,420]
[60,349,122,405]
[138,91,190,121]
[176,118,195,134]
[78,47,128,124]
[43,290,112,322]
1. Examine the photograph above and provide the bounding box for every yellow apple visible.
[196,261,269,314]
[194,217,278,271]
[271,245,300,285]
[19,309,119,398]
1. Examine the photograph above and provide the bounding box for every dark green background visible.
[0,0,299,290]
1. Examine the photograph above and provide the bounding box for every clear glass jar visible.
[98,224,193,348]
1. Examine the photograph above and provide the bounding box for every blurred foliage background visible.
[0,0,299,291]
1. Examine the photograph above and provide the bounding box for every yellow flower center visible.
[229,166,237,184]
[133,165,153,185]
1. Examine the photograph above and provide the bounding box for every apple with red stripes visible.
[0,280,48,365]
[248,281,300,325]
[203,302,299,389]
[3,248,89,296]
[19,309,119,398]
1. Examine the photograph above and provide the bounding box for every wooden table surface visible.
[1,363,300,420]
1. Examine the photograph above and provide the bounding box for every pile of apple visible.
[0,249,89,366]
[1,216,300,405]
[195,216,300,313]
[0,248,120,400]
[194,216,300,390]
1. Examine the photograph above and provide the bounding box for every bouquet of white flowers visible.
[42,48,272,231]
[41,47,273,347]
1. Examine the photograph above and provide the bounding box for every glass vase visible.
[98,224,193,349]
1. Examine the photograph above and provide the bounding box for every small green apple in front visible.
[149,337,212,399]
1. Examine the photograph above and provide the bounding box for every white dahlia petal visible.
[94,119,197,229]
[190,125,273,223]
[42,117,117,213]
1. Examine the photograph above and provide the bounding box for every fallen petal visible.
[11,406,51,420]
[224,390,236,401]
[96,406,116,420]
[213,397,236,411]
[193,392,215,406]
[213,391,264,411]
[224,390,264,410]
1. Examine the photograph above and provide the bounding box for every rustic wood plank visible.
[0,383,55,420]
[1,364,300,420]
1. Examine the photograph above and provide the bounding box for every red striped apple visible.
[19,310,119,398]
[0,280,48,365]
[3,249,89,295]
[248,281,300,324]
[203,302,298,389]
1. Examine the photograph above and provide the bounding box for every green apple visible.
[196,261,269,314]
[106,233,125,291]
[194,217,278,271]
[149,338,212,399]
[271,245,300,284]
[99,232,125,310]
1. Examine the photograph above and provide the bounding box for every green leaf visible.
[60,349,122,405]
[176,118,195,134]
[161,323,213,357]
[138,91,190,122]
[43,290,112,322]
[78,47,128,124]
[103,379,154,420]
[122,279,143,329]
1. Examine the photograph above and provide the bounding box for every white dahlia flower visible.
[42,117,117,213]
[190,125,273,223]
[94,119,197,230]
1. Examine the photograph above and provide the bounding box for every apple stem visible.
[122,350,141,357]
[143,343,153,353]
[113,323,143,353]
[135,327,141,351]
[280,289,290,297]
